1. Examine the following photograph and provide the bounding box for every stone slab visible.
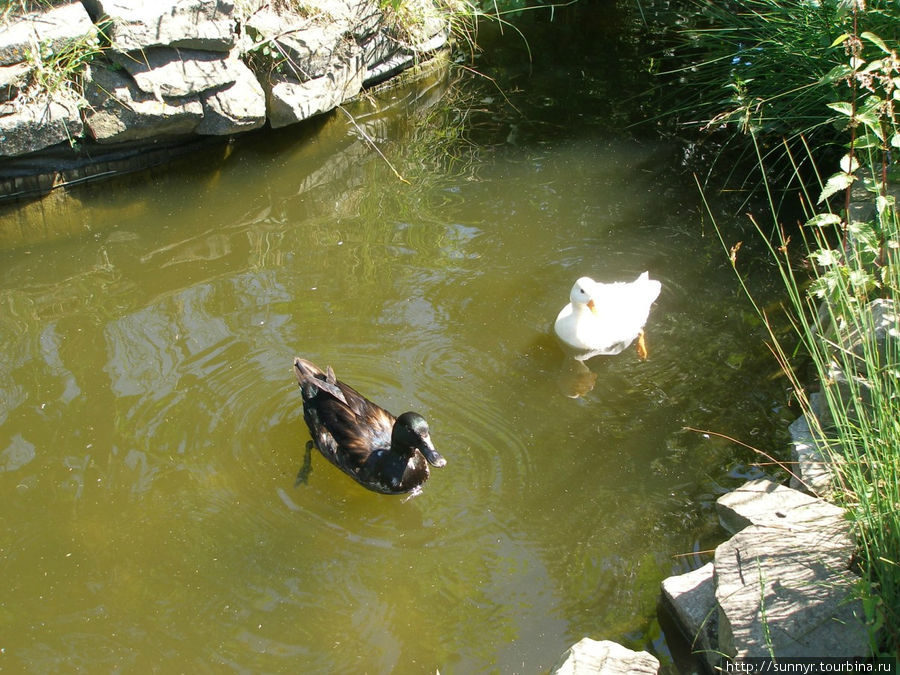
[0,3,97,67]
[715,477,845,535]
[266,54,365,129]
[715,523,867,659]
[111,47,238,98]
[660,562,718,670]
[788,406,835,498]
[196,60,266,135]
[81,63,203,143]
[551,638,659,675]
[0,62,30,103]
[81,0,235,52]
[243,10,350,83]
[0,88,83,156]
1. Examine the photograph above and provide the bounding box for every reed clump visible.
[656,0,899,196]
[691,2,900,653]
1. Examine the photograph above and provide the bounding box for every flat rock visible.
[391,0,448,52]
[111,48,238,98]
[300,0,383,38]
[81,0,235,52]
[0,3,97,67]
[82,63,203,143]
[715,477,845,535]
[0,62,30,103]
[715,523,868,658]
[660,563,718,670]
[788,404,835,498]
[243,10,351,82]
[0,88,83,156]
[551,638,659,675]
[196,60,266,135]
[241,0,383,44]
[266,54,365,128]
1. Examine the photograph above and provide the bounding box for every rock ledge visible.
[661,478,869,671]
[0,0,450,199]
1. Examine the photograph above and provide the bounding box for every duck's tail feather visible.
[633,272,662,305]
[293,357,349,406]
[293,357,321,383]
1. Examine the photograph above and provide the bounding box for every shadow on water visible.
[0,3,793,672]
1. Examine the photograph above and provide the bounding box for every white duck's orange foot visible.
[636,330,648,360]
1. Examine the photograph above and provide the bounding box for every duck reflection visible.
[556,357,599,399]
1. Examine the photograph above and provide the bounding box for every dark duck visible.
[293,357,446,495]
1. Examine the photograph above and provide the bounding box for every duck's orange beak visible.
[587,298,598,315]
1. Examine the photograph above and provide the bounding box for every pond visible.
[0,4,792,672]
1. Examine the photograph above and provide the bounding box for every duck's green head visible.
[393,412,446,467]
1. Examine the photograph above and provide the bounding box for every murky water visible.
[0,6,792,673]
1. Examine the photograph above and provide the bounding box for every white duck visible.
[554,272,661,359]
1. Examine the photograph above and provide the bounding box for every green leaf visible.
[827,101,854,117]
[861,32,891,54]
[821,64,853,84]
[839,153,859,173]
[859,94,885,115]
[862,594,886,633]
[851,134,880,150]
[813,248,842,267]
[863,59,885,74]
[830,32,850,48]
[848,268,875,293]
[818,172,855,203]
[856,111,884,139]
[805,213,843,228]
[848,220,879,253]
[809,274,836,300]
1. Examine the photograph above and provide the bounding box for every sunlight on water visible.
[0,16,790,674]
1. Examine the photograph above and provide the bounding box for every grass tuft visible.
[671,0,899,652]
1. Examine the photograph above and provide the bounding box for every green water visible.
[0,8,791,673]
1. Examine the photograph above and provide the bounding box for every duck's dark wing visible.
[311,398,394,464]
[306,374,348,406]
[294,357,396,471]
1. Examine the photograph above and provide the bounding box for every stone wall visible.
[0,0,449,199]
[661,478,870,671]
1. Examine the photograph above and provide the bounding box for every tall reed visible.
[654,0,900,197]
[706,23,900,650]
[664,0,900,651]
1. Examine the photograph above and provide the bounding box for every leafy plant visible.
[708,21,900,653]
[653,0,900,195]
[0,3,105,104]
[24,31,104,101]
[1,1,70,21]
